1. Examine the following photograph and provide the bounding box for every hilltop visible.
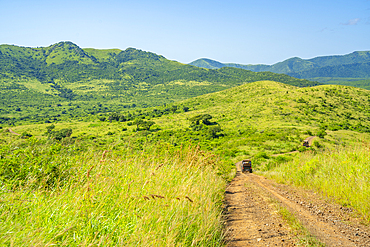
[189,51,370,84]
[0,41,319,125]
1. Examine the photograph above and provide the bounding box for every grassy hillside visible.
[188,58,227,69]
[7,80,370,164]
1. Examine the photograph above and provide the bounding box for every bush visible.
[49,128,73,141]
[305,130,313,135]
[317,129,327,138]
[254,151,269,159]
[312,140,322,148]
[0,138,75,188]
[21,131,33,138]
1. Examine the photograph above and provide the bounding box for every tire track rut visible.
[224,162,370,246]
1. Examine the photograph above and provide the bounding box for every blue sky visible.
[1,0,369,64]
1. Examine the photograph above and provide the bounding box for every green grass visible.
[0,135,227,246]
[321,78,370,90]
[265,144,370,223]
[276,204,325,246]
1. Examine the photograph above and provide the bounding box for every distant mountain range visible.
[189,51,370,81]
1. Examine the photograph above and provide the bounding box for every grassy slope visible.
[156,81,370,157]
[10,80,370,163]
[0,134,226,246]
[83,48,122,62]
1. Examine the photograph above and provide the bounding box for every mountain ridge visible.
[189,51,370,80]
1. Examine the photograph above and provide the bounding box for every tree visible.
[46,124,55,134]
[133,118,144,130]
[140,120,155,131]
[170,105,178,113]
[206,125,222,139]
[133,119,155,131]
[189,114,214,129]
[317,128,327,138]
[53,128,72,141]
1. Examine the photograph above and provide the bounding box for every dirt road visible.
[304,136,317,147]
[224,162,370,246]
[8,128,20,135]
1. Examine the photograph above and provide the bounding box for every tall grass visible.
[0,141,227,246]
[266,143,370,222]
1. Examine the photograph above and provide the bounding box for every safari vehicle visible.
[303,140,309,147]
[242,159,252,173]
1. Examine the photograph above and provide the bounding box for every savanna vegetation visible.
[1,42,370,245]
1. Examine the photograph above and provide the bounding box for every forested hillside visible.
[190,51,370,82]
[0,41,318,125]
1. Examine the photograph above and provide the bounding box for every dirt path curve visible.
[304,136,317,146]
[271,151,299,157]
[272,136,317,157]
[224,162,370,246]
[8,128,20,135]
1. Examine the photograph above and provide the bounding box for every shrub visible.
[312,140,322,148]
[317,129,327,138]
[21,131,33,138]
[52,128,73,141]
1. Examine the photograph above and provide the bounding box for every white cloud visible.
[318,27,335,32]
[341,18,361,25]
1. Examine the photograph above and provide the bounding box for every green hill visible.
[0,42,319,125]
[188,58,227,69]
[9,80,370,164]
[147,80,370,159]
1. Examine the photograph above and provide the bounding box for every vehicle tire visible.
[249,169,253,173]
